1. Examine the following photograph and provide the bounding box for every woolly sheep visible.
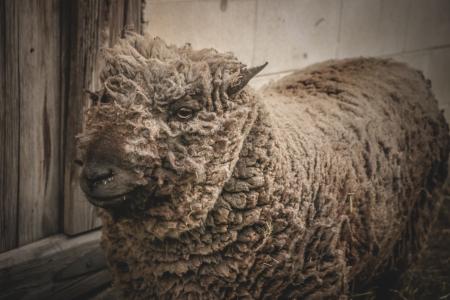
[78,33,449,299]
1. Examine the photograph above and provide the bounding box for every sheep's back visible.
[260,58,449,283]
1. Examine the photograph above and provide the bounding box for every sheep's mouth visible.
[88,185,171,213]
[87,193,133,208]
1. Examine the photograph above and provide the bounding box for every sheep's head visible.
[78,34,266,239]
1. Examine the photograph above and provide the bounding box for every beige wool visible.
[79,33,449,299]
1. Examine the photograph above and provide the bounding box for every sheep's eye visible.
[176,107,194,120]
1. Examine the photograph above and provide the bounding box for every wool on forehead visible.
[98,33,246,107]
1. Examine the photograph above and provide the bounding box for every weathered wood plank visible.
[0,0,20,253]
[63,0,104,235]
[124,0,143,33]
[63,0,144,235]
[0,230,109,300]
[89,286,122,300]
[17,0,62,246]
[105,0,126,46]
[50,269,111,300]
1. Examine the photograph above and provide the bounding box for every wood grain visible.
[0,0,20,253]
[1,0,144,250]
[62,0,104,236]
[63,0,143,235]
[105,0,126,46]
[17,0,61,246]
[124,0,143,33]
[0,230,110,300]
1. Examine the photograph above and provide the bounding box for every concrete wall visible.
[143,0,450,119]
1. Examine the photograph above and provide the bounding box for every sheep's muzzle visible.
[80,162,148,208]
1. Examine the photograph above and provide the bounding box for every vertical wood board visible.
[63,0,104,235]
[124,0,143,33]
[17,0,61,246]
[0,0,20,253]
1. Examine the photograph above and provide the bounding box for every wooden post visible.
[0,0,20,253]
[62,0,143,235]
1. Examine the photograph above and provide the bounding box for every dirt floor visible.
[352,191,450,300]
[390,194,450,300]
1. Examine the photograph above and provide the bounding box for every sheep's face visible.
[78,35,265,239]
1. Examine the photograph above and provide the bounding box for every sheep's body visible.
[98,58,448,299]
[80,35,449,299]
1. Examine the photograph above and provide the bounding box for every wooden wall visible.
[0,0,143,253]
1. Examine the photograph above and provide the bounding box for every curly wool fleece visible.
[80,33,449,299]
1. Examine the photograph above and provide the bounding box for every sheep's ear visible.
[228,62,268,96]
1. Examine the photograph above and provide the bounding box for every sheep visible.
[78,33,449,299]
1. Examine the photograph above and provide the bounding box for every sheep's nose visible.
[80,162,148,208]
[80,162,120,198]
[83,164,114,186]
